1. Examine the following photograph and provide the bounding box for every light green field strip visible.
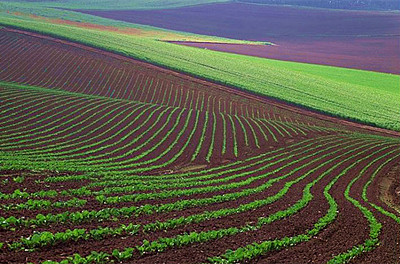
[0,16,397,130]
[0,1,270,45]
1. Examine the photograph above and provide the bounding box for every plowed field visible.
[0,28,399,264]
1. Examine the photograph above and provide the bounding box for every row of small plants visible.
[191,111,209,161]
[0,137,354,228]
[241,116,260,147]
[0,95,86,141]
[97,138,358,205]
[21,105,173,162]
[206,112,217,162]
[1,137,353,214]
[1,98,112,146]
[36,142,390,263]
[42,136,326,182]
[207,143,394,263]
[18,101,148,156]
[326,150,399,263]
[2,138,373,258]
[1,197,87,211]
[70,107,189,169]
[0,136,331,209]
[8,139,368,251]
[362,158,400,224]
[7,223,140,251]
[227,115,238,157]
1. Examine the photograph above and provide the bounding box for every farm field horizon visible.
[0,1,400,263]
[78,2,400,74]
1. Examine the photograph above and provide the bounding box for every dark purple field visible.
[78,3,400,74]
[78,3,400,40]
[172,36,400,74]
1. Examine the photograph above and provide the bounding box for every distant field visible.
[78,3,400,39]
[78,3,400,74]
[236,0,400,11]
[11,0,400,10]
[174,36,400,74]
[4,0,230,10]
